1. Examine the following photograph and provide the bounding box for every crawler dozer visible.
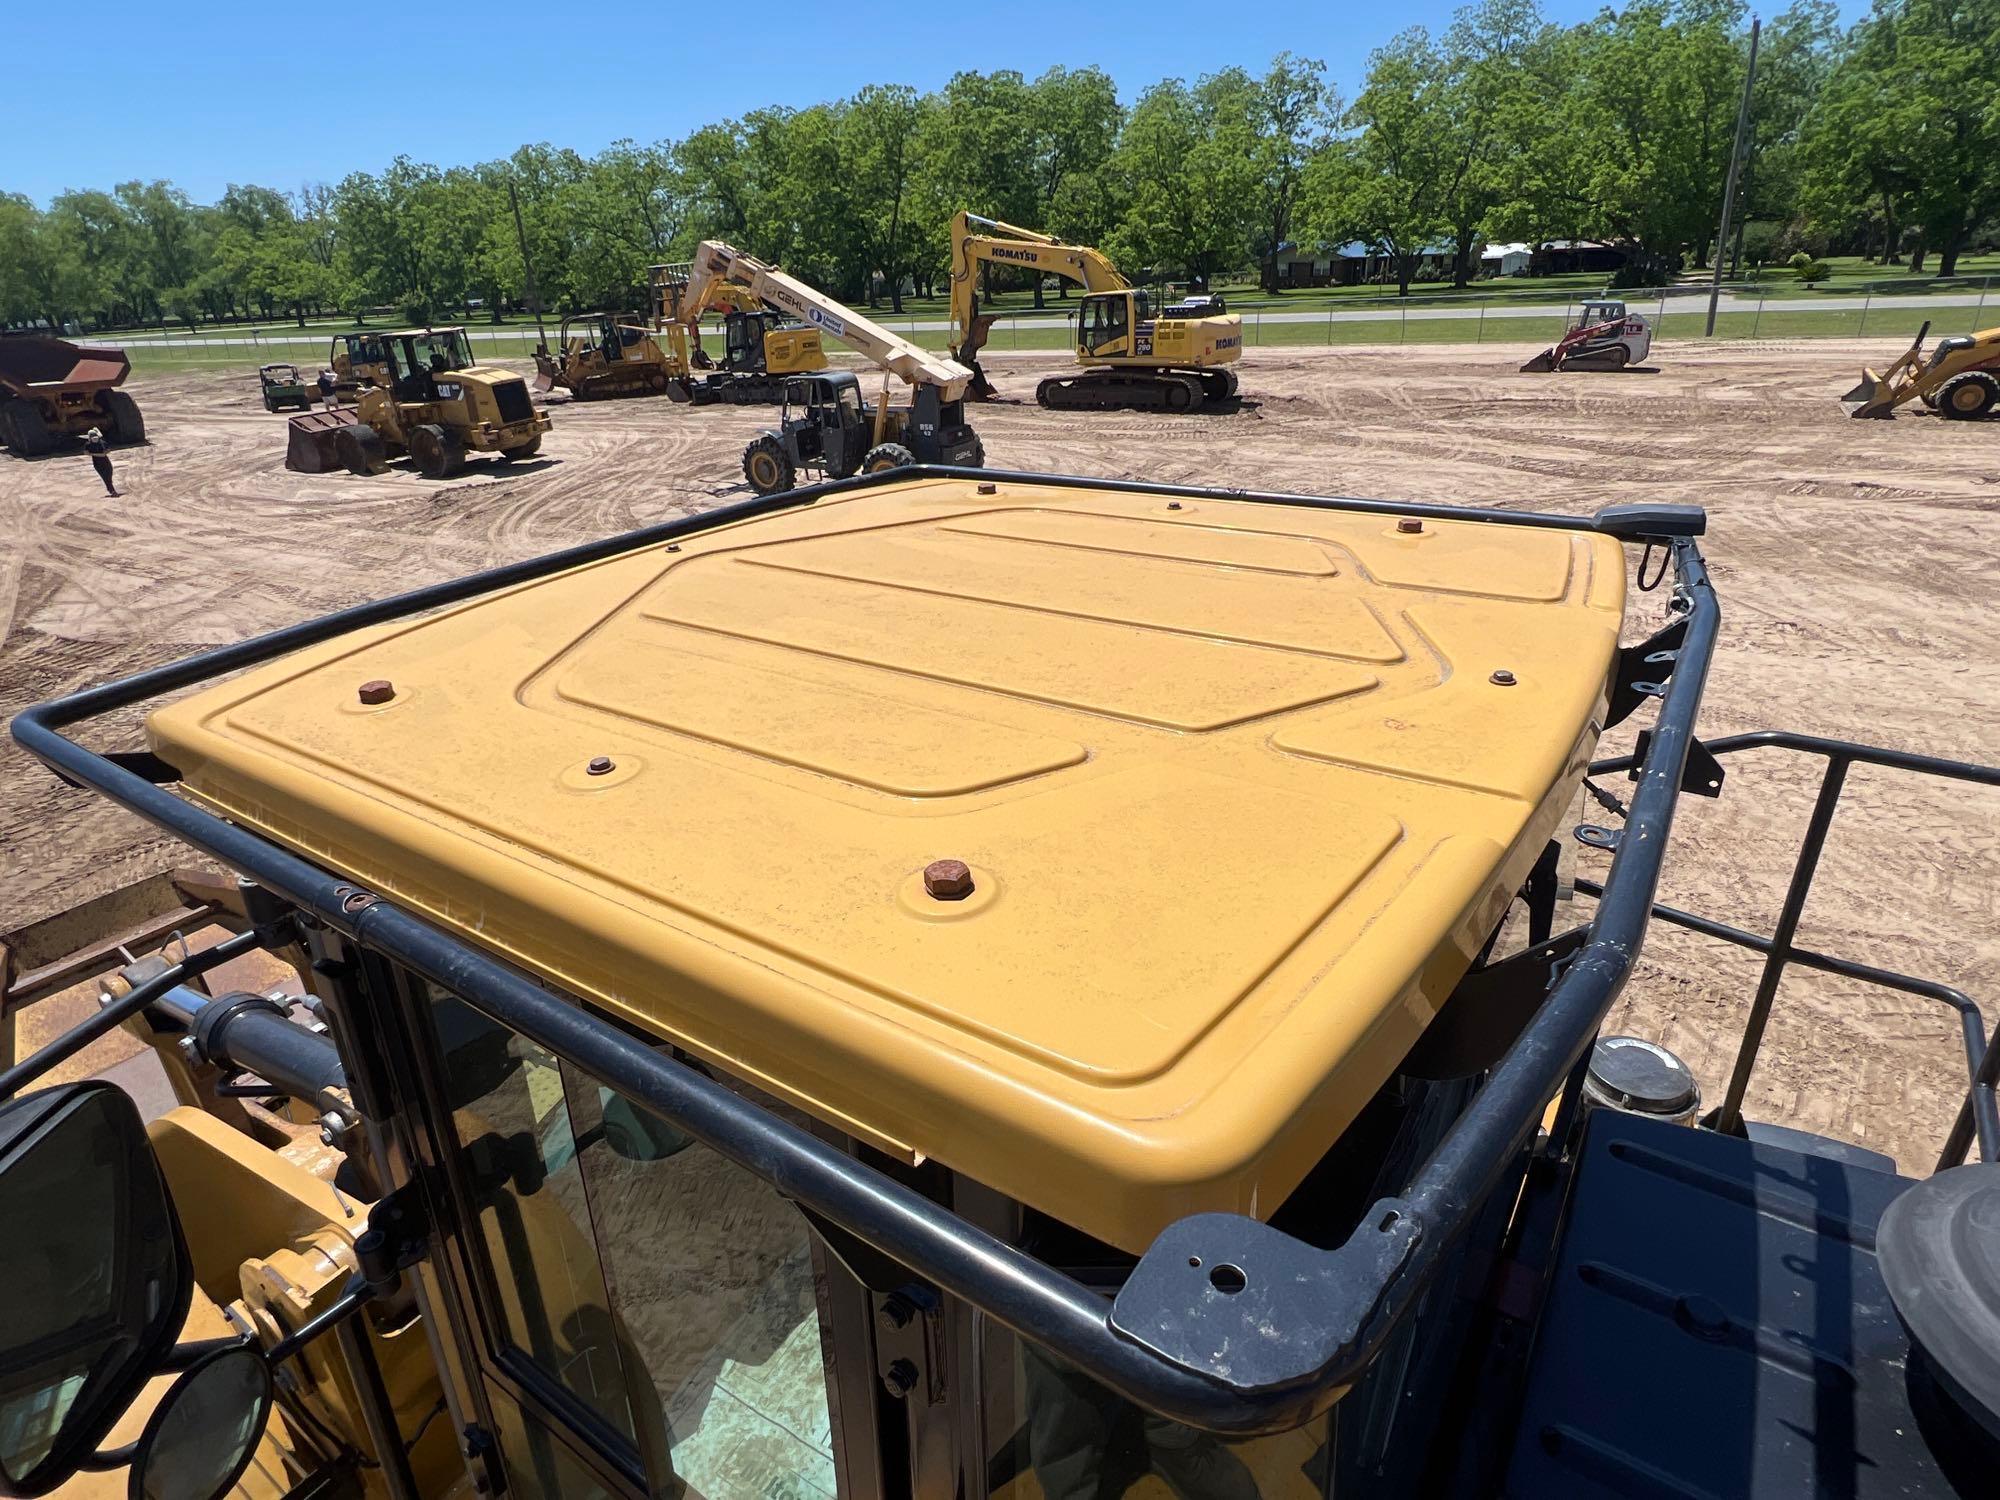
[1844,319,2000,418]
[5,473,1997,1500]
[949,212,1244,410]
[531,312,676,400]
[0,334,144,456]
[1519,299,1654,372]
[285,326,550,478]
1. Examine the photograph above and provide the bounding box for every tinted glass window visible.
[427,992,838,1498]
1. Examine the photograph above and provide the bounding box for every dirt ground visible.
[2,339,1995,1169]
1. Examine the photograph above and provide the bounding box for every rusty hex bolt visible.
[357,679,395,705]
[1167,501,1183,510]
[1489,669,1518,686]
[1397,517,1424,535]
[977,481,997,495]
[587,756,615,776]
[923,859,975,901]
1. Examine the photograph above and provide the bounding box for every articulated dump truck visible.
[0,334,143,456]
[2,472,1995,1499]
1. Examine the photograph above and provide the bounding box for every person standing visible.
[83,428,116,496]
[318,368,339,409]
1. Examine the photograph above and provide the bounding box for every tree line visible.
[1,0,1993,335]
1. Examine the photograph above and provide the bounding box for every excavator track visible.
[1036,370,1209,412]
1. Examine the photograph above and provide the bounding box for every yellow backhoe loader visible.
[6,478,1997,1500]
[1844,319,2000,418]
[948,210,1243,410]
[649,261,827,404]
[531,312,676,400]
[286,327,550,478]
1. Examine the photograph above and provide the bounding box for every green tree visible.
[1321,32,1454,296]
[839,86,929,310]
[1110,71,1261,285]
[1249,54,1338,289]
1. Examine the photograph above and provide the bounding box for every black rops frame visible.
[12,466,1718,1437]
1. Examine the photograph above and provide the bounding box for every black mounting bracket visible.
[1607,617,1690,728]
[1628,730,1725,798]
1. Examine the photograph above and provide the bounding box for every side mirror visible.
[127,1345,273,1500]
[0,1083,192,1498]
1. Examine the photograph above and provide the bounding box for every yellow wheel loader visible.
[1844,319,2000,419]
[531,313,676,401]
[6,473,1998,1500]
[286,327,551,478]
[948,211,1244,410]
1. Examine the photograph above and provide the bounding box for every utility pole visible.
[1706,17,1760,337]
[508,178,550,354]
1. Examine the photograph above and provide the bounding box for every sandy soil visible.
[3,339,1995,1169]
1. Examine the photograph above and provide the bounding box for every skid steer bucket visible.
[1519,346,1558,373]
[286,410,361,473]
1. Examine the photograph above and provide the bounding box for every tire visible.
[862,442,916,474]
[409,423,457,478]
[1937,372,1998,420]
[3,400,54,456]
[335,423,386,476]
[742,433,796,495]
[100,390,144,444]
[964,436,987,468]
[496,433,542,462]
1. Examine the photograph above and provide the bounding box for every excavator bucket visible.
[285,410,369,473]
[1520,347,1559,374]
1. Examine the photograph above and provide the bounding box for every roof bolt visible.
[1397,517,1424,535]
[587,755,616,776]
[881,1359,920,1400]
[923,859,975,901]
[976,481,997,495]
[1166,501,1183,510]
[666,543,681,553]
[357,679,395,705]
[1490,669,1517,686]
[340,889,376,915]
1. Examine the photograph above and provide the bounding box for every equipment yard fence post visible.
[1859,292,1871,337]
[1478,304,1486,342]
[1751,293,1763,339]
[1325,308,1333,344]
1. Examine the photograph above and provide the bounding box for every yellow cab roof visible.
[149,477,1627,1252]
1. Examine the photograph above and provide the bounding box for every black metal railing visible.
[1583,730,2000,1169]
[10,468,1716,1433]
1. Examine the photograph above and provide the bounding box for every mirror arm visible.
[163,1335,252,1372]
[267,1279,367,1365]
[75,1441,137,1473]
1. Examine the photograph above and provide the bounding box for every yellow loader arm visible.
[1844,320,1930,418]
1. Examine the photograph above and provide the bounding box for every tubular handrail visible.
[9,471,1716,1433]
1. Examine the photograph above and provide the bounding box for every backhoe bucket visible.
[1844,368,1899,419]
[1519,347,1558,374]
[286,410,359,473]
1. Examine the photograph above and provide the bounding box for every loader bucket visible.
[1844,369,1899,419]
[286,410,360,473]
[1519,347,1558,374]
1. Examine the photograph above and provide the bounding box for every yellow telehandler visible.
[2,476,1996,1500]
[1844,319,2000,418]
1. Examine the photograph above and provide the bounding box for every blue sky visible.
[12,1,1866,206]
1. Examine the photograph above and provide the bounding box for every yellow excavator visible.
[649,261,827,404]
[531,312,676,400]
[1843,319,2000,419]
[948,210,1243,410]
